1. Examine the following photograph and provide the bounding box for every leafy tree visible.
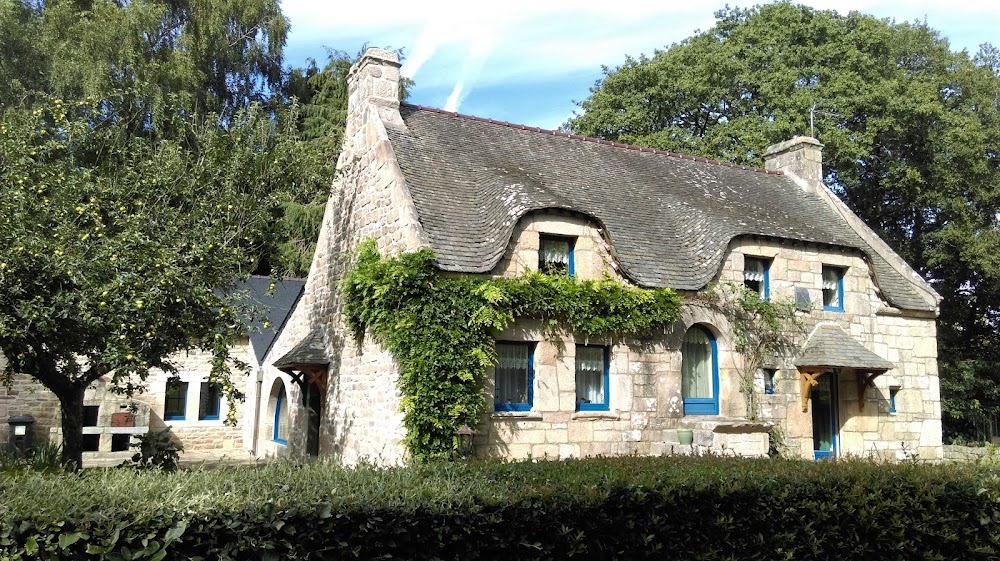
[0,96,285,468]
[570,2,1000,438]
[0,0,301,468]
[267,51,413,277]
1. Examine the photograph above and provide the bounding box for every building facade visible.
[256,49,942,464]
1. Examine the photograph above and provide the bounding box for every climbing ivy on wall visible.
[342,240,682,460]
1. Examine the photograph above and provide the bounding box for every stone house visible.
[255,48,943,464]
[1,276,303,465]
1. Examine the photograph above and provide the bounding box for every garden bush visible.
[1,456,997,560]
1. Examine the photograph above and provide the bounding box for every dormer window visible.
[539,235,574,276]
[822,265,845,312]
[744,256,770,298]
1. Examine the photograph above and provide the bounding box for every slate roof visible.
[272,325,329,370]
[384,105,935,312]
[237,276,305,365]
[794,323,894,371]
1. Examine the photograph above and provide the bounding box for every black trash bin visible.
[7,415,35,452]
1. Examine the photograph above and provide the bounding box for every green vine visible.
[342,240,681,460]
[705,283,801,421]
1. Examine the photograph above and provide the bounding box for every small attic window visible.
[822,265,845,312]
[744,256,770,299]
[539,235,575,276]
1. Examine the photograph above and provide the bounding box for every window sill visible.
[491,411,544,421]
[571,411,620,420]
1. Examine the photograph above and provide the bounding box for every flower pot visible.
[677,429,694,445]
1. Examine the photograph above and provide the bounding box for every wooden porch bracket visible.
[279,364,329,409]
[855,371,883,412]
[799,370,823,413]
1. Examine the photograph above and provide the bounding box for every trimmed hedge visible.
[1,456,998,560]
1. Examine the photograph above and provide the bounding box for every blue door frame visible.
[812,373,839,461]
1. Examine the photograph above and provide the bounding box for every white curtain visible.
[576,346,605,404]
[496,343,528,404]
[744,258,765,282]
[822,267,840,306]
[541,239,570,266]
[682,328,713,398]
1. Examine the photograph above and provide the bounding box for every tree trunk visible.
[58,386,86,470]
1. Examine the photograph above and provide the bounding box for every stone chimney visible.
[763,136,824,192]
[346,48,404,133]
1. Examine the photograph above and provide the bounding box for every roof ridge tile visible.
[403,103,780,175]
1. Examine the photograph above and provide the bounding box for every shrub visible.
[0,456,997,560]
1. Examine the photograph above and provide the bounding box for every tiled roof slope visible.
[795,323,895,371]
[386,105,934,311]
[238,276,305,364]
[273,325,329,370]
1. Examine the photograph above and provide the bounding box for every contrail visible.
[443,29,498,112]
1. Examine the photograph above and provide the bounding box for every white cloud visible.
[281,0,999,119]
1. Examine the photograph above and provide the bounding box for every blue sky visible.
[281,0,998,130]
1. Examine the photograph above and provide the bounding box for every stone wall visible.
[942,444,998,462]
[471,221,940,461]
[2,340,252,464]
[0,372,61,449]
[254,49,418,465]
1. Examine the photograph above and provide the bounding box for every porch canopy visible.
[273,325,331,406]
[794,323,894,412]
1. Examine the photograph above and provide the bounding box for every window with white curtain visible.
[494,342,533,411]
[575,345,608,411]
[539,235,574,276]
[743,256,770,298]
[682,325,719,415]
[822,265,844,311]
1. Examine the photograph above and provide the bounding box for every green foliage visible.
[703,284,800,420]
[569,2,1000,437]
[0,93,279,466]
[0,442,65,474]
[0,0,287,117]
[0,456,997,560]
[0,0,329,467]
[118,429,184,472]
[267,50,415,277]
[342,241,681,459]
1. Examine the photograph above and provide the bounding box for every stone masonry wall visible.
[474,217,940,461]
[2,341,251,464]
[719,238,941,461]
[477,215,769,459]
[0,371,61,449]
[256,49,420,465]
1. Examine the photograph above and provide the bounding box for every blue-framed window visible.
[744,256,770,299]
[822,265,845,312]
[889,387,899,414]
[494,342,534,412]
[273,385,289,444]
[539,235,575,276]
[682,325,720,415]
[762,368,777,395]
[198,382,222,420]
[576,345,610,411]
[164,381,188,421]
